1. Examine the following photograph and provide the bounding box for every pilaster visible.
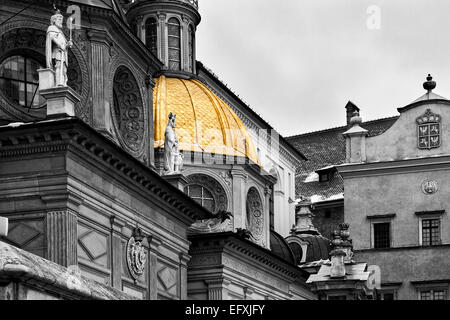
[179,252,191,300]
[87,30,113,136]
[147,235,162,300]
[157,13,167,67]
[205,279,224,300]
[231,167,248,230]
[110,216,126,290]
[46,210,78,267]
[42,192,82,267]
[146,75,156,167]
[136,15,144,41]
[182,15,190,72]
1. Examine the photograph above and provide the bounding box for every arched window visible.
[0,55,45,108]
[145,17,158,56]
[188,24,195,72]
[167,17,181,71]
[185,184,215,213]
[184,174,228,214]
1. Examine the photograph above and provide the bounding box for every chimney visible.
[345,101,360,127]
[343,111,368,163]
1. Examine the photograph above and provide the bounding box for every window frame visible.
[416,211,445,247]
[414,282,449,300]
[167,17,182,71]
[0,54,45,109]
[145,16,158,57]
[185,184,216,213]
[369,216,394,249]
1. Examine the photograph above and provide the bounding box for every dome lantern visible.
[126,0,201,74]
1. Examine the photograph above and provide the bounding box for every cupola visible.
[126,0,201,74]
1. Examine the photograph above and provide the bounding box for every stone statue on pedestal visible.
[164,113,183,175]
[46,9,72,87]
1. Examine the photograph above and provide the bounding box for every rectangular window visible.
[382,293,395,300]
[373,222,390,249]
[422,218,440,246]
[420,290,447,300]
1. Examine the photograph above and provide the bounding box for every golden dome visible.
[153,76,259,165]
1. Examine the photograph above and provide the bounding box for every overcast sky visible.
[196,0,450,137]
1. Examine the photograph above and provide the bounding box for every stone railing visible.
[179,0,198,9]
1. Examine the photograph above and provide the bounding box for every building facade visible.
[338,77,450,300]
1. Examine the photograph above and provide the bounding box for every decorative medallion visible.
[246,187,264,243]
[113,66,145,155]
[126,227,147,280]
[417,109,441,150]
[421,180,438,195]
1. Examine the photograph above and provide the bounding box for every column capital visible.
[147,234,162,250]
[110,216,126,234]
[87,30,112,46]
[179,252,191,265]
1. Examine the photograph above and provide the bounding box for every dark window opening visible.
[373,222,390,249]
[0,55,45,108]
[167,18,181,71]
[185,184,215,213]
[145,17,158,56]
[319,173,330,182]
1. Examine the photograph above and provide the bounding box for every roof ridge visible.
[286,114,400,140]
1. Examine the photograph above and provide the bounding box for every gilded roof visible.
[153,76,259,164]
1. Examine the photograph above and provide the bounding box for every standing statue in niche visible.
[164,113,184,175]
[46,9,72,87]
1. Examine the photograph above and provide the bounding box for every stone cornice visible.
[0,117,213,224]
[188,232,307,280]
[338,155,450,178]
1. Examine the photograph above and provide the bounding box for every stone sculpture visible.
[46,9,72,87]
[164,113,183,174]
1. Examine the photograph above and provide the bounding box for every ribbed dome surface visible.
[153,76,259,164]
[270,230,295,264]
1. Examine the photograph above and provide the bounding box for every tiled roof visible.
[287,116,399,199]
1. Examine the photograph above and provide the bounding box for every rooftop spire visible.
[423,74,437,92]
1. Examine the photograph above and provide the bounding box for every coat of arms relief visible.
[417,109,441,150]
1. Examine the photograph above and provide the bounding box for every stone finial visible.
[349,111,363,126]
[291,199,319,235]
[423,74,437,92]
[331,223,354,264]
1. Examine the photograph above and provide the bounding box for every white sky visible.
[196,0,450,137]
